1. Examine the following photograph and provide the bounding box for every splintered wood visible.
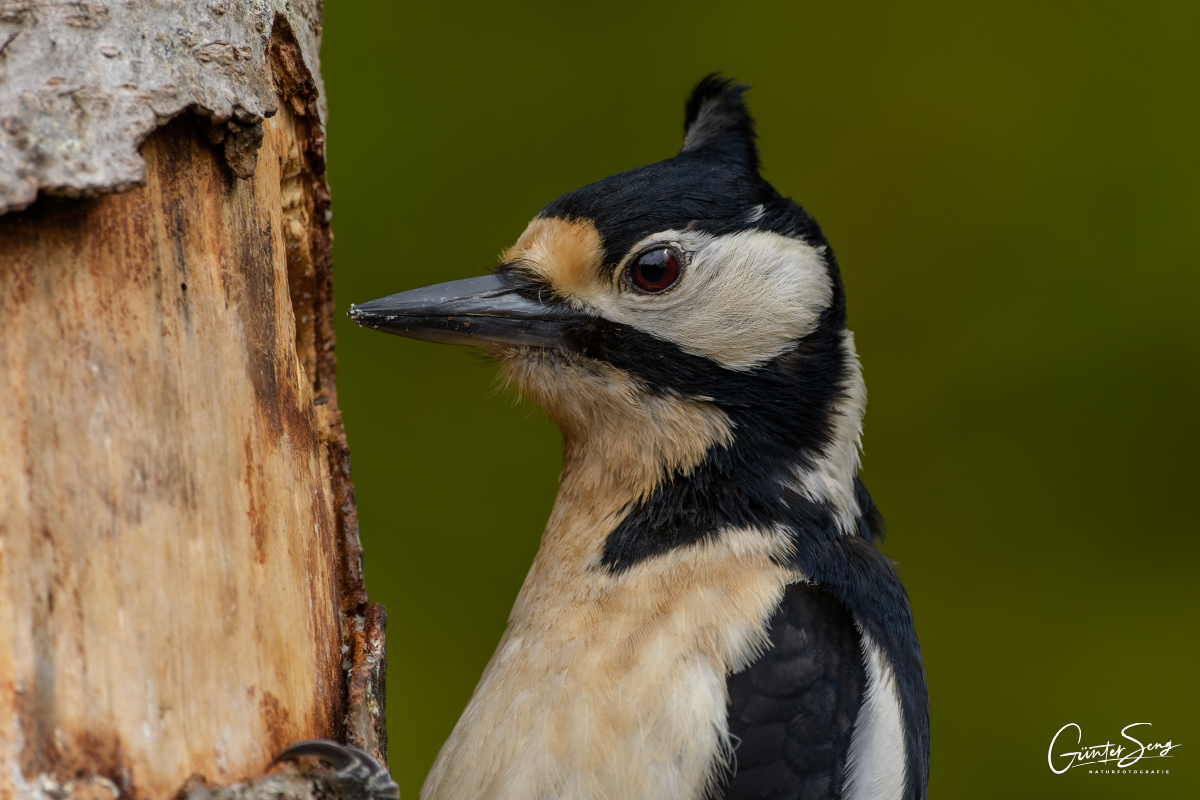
[0,110,355,799]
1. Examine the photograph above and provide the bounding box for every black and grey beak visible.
[348,273,579,348]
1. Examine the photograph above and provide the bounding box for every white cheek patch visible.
[583,229,834,371]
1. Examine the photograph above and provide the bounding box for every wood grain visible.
[0,103,356,799]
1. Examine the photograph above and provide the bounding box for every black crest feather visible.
[679,73,759,171]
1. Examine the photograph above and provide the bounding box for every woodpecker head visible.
[352,75,866,549]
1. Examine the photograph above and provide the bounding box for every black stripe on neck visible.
[581,298,850,572]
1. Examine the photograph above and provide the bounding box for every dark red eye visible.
[629,248,681,293]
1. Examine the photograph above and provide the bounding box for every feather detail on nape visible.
[680,73,759,172]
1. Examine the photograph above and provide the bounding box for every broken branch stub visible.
[0,3,387,800]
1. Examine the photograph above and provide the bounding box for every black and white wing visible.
[720,581,867,800]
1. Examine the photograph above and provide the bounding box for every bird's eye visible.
[628,248,681,293]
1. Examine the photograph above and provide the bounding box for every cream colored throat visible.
[498,348,735,505]
[420,455,802,800]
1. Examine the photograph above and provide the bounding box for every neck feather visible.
[500,326,869,577]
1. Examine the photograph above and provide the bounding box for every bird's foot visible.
[273,740,400,800]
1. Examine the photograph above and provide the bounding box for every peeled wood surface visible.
[0,109,350,799]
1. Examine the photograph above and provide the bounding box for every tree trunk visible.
[0,4,384,799]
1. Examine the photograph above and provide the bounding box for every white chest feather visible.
[419,521,799,800]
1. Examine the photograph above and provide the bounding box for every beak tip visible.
[347,275,577,348]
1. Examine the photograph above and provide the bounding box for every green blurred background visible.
[320,2,1199,797]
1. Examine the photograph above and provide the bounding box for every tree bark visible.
[0,5,383,799]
